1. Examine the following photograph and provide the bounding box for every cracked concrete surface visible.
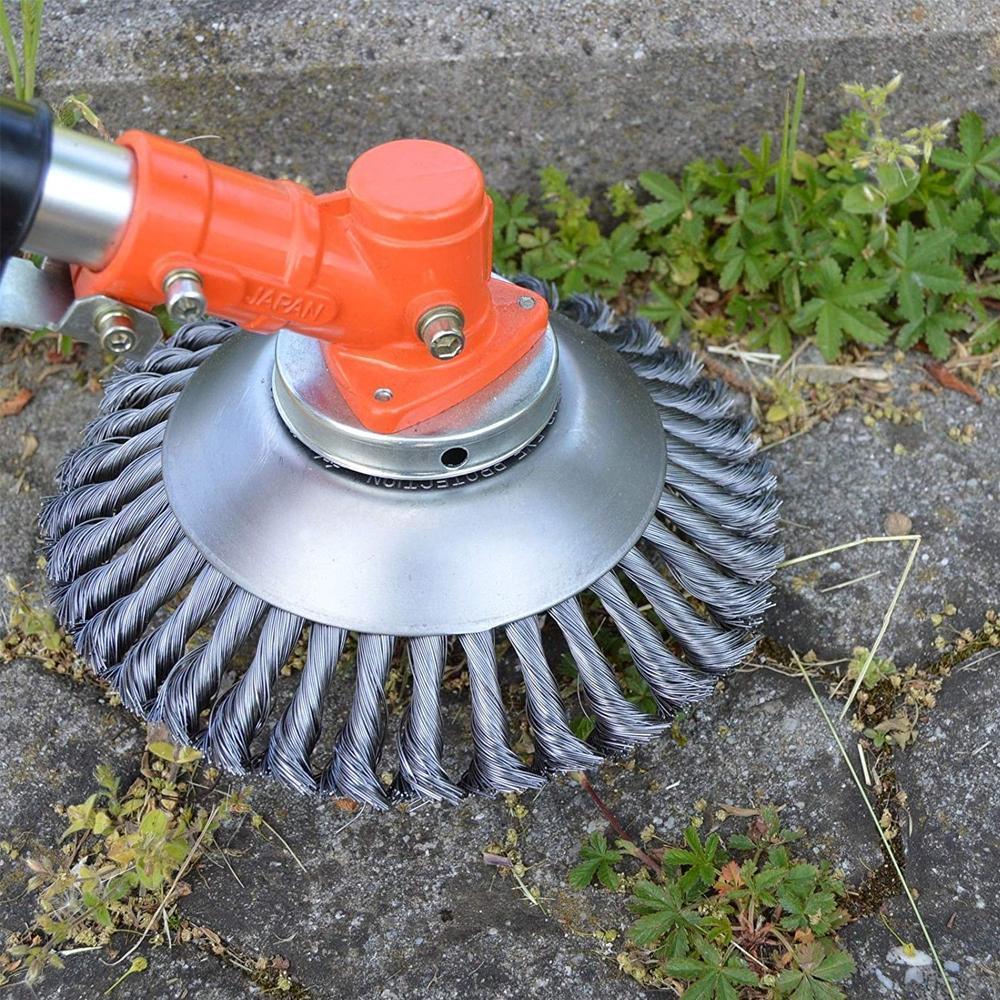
[1,328,997,998]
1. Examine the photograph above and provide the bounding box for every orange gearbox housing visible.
[71,133,548,433]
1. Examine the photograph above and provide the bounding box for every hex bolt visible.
[416,305,465,360]
[163,268,208,323]
[94,307,136,354]
[517,295,536,309]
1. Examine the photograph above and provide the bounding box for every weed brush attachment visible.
[40,285,781,807]
[0,100,781,806]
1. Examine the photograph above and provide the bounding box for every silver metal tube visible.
[23,127,135,269]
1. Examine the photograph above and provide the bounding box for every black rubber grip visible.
[0,96,53,272]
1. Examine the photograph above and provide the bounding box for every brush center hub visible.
[271,325,559,480]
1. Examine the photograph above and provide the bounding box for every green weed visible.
[492,75,1000,361]
[0,0,43,101]
[1,576,89,682]
[570,832,623,891]
[0,0,105,144]
[0,748,246,986]
[571,807,856,997]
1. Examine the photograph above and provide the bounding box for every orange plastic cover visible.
[72,133,548,433]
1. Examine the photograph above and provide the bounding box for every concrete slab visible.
[11,1,1000,191]
[0,664,144,942]
[1,330,997,998]
[840,663,1000,999]
[177,669,879,999]
[766,360,999,665]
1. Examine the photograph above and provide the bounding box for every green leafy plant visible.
[490,190,538,273]
[570,806,855,997]
[932,112,1000,192]
[569,833,623,890]
[1,748,245,985]
[0,1,106,139]
[847,646,898,691]
[492,76,999,361]
[791,259,890,358]
[663,938,760,999]
[774,940,856,1000]
[0,3,118,359]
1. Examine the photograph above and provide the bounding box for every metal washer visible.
[272,325,560,480]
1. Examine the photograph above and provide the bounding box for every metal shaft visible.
[22,126,135,270]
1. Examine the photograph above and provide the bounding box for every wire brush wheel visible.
[40,277,782,808]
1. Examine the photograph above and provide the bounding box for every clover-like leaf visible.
[792,259,891,359]
[638,171,687,230]
[888,222,965,322]
[932,112,1000,192]
[776,940,856,1000]
[663,938,758,1000]
[639,284,695,340]
[897,303,967,358]
[629,880,705,955]
[569,832,623,891]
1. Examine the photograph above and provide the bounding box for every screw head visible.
[427,329,465,360]
[416,305,465,361]
[104,328,135,353]
[163,268,207,324]
[374,387,393,402]
[517,294,536,309]
[94,308,136,354]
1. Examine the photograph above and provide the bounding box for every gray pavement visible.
[840,665,1000,1000]
[1,329,998,998]
[9,1,1000,192]
[768,365,999,665]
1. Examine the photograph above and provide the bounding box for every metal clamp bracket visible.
[0,255,160,359]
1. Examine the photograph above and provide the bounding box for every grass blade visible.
[777,70,806,212]
[798,657,956,999]
[839,536,920,717]
[0,1,24,100]
[20,0,43,101]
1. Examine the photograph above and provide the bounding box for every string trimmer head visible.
[0,97,781,807]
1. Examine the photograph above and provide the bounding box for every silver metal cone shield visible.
[161,314,667,635]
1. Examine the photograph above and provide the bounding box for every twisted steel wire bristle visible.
[40,290,782,807]
[459,630,545,795]
[264,623,346,794]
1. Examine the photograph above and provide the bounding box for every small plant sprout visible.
[569,833,624,891]
[2,752,245,986]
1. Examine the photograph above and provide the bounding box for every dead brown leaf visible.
[482,851,513,868]
[798,363,890,385]
[0,387,33,416]
[714,859,744,894]
[19,433,38,462]
[717,803,768,818]
[923,360,982,403]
